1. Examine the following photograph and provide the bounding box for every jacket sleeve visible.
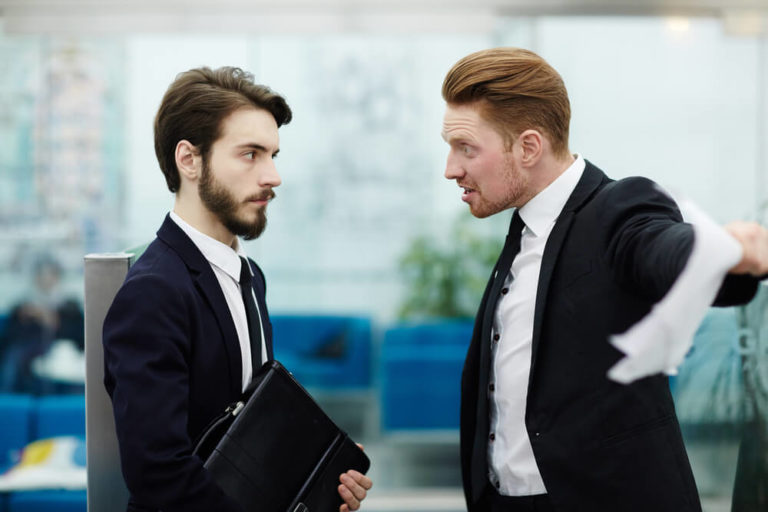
[599,177,759,306]
[103,273,244,512]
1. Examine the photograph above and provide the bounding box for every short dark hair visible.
[442,47,571,158]
[154,66,292,192]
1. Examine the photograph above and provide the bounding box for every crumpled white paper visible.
[607,194,743,384]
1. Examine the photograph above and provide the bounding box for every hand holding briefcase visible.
[193,360,371,512]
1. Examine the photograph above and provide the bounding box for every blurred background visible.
[0,1,767,511]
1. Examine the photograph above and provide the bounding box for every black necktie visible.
[471,211,526,498]
[239,256,264,373]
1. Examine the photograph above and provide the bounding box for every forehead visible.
[216,106,279,149]
[441,103,501,143]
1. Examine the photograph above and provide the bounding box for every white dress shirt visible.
[487,155,585,495]
[170,211,267,392]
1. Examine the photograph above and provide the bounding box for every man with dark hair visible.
[103,67,371,512]
[441,48,768,511]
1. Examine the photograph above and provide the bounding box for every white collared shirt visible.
[170,211,267,392]
[487,155,586,495]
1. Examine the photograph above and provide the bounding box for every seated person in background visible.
[0,254,84,394]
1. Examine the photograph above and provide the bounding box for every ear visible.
[517,129,543,167]
[175,140,202,183]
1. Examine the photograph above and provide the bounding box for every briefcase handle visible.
[192,400,245,460]
[192,361,282,460]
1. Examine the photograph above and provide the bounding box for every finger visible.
[340,473,369,501]
[338,483,361,511]
[339,504,349,512]
[345,470,373,490]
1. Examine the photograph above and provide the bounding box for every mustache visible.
[245,189,276,203]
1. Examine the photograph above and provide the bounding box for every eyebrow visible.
[442,131,473,145]
[237,143,280,156]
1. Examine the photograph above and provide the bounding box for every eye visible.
[244,151,256,160]
[461,144,473,156]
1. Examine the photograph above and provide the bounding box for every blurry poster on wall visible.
[0,38,124,308]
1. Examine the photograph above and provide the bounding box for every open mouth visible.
[460,186,476,202]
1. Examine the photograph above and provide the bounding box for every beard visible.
[469,155,527,218]
[198,158,274,240]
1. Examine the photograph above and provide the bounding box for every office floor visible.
[364,492,732,512]
[356,439,735,512]
[363,492,731,512]
[320,398,741,512]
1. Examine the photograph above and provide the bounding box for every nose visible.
[260,159,282,188]
[444,150,464,180]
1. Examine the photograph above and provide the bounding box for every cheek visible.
[220,164,249,187]
[473,156,504,185]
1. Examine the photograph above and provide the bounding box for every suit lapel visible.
[528,162,607,389]
[194,271,243,396]
[157,215,243,397]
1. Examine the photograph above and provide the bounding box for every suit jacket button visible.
[501,287,509,295]
[493,333,500,342]
[489,383,495,392]
[489,432,496,441]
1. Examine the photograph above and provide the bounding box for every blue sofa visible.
[0,394,86,512]
[6,490,86,512]
[0,395,33,472]
[271,314,373,390]
[380,319,473,431]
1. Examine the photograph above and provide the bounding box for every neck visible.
[525,152,576,201]
[173,192,237,248]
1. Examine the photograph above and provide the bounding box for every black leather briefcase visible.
[193,360,370,512]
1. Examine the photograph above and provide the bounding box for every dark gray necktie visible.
[239,256,263,372]
[471,211,526,498]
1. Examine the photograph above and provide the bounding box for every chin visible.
[469,205,495,219]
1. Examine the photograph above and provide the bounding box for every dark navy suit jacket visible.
[460,162,761,512]
[103,214,273,512]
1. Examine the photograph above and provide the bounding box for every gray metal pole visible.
[84,253,133,512]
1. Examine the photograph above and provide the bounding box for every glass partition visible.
[0,12,765,512]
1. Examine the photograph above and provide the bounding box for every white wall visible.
[116,17,766,321]
[535,17,762,222]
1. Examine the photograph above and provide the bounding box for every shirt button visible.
[489,383,495,392]
[501,287,509,295]
[493,333,500,342]
[489,432,496,441]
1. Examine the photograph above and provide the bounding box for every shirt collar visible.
[169,211,246,282]
[517,154,585,237]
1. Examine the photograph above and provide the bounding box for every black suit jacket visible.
[460,162,760,512]
[103,214,274,512]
